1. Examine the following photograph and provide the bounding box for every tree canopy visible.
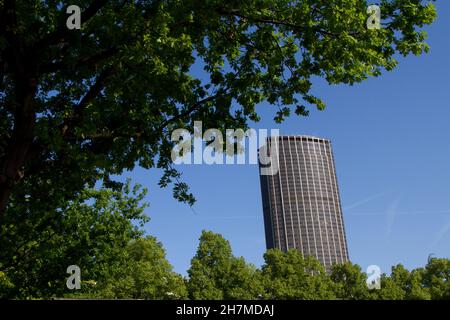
[187,230,263,299]
[185,231,449,301]
[0,0,437,220]
[1,220,449,299]
[0,180,150,298]
[262,248,335,299]
[80,236,188,299]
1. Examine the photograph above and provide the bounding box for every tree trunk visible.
[0,0,38,222]
[0,79,37,222]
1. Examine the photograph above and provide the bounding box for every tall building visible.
[259,135,349,268]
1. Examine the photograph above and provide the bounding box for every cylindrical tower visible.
[259,136,349,268]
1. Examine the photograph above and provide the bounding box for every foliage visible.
[0,0,438,219]
[185,232,449,301]
[1,219,449,300]
[0,180,149,298]
[422,258,450,299]
[261,249,335,299]
[187,230,263,300]
[72,237,188,299]
[330,262,372,299]
[373,264,431,300]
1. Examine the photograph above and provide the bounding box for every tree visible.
[81,237,188,299]
[375,275,406,300]
[0,181,150,298]
[372,264,431,300]
[187,230,262,299]
[261,249,335,299]
[330,262,372,300]
[422,257,450,299]
[0,0,437,221]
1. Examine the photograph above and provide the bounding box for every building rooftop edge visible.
[267,135,331,142]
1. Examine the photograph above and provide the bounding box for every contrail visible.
[343,191,389,211]
[386,197,401,241]
[430,219,450,248]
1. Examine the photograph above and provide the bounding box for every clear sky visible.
[122,1,450,276]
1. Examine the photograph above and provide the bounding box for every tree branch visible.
[39,47,119,74]
[217,8,360,38]
[157,93,227,131]
[60,66,117,137]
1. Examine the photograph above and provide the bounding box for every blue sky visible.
[123,1,450,276]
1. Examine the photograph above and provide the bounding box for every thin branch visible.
[60,66,116,137]
[39,47,119,74]
[157,93,226,131]
[218,8,360,38]
[84,131,144,141]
